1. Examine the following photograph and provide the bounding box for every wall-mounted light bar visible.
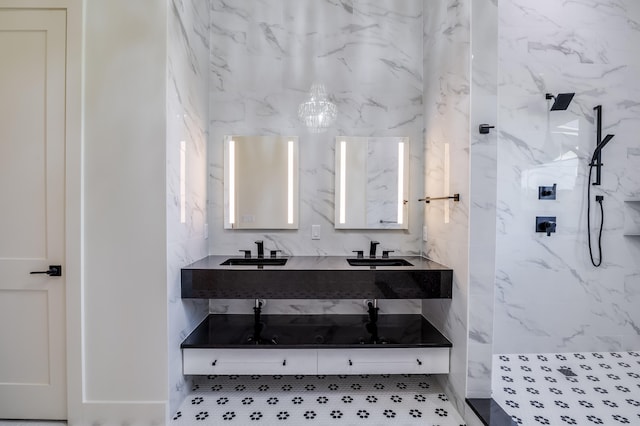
[444,142,450,224]
[339,140,347,224]
[397,141,405,225]
[288,140,294,224]
[180,141,187,224]
[228,139,235,225]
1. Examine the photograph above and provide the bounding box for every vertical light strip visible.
[397,142,405,225]
[229,140,235,225]
[339,141,347,224]
[180,141,186,224]
[287,140,294,224]
[444,142,450,224]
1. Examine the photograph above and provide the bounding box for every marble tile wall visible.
[493,0,640,355]
[421,0,471,416]
[207,0,425,316]
[209,299,421,315]
[467,0,498,399]
[167,0,210,415]
[207,0,424,258]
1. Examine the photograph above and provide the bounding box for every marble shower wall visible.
[421,0,471,416]
[207,0,424,257]
[493,0,640,355]
[167,0,210,415]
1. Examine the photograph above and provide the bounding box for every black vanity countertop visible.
[181,256,452,299]
[181,314,452,349]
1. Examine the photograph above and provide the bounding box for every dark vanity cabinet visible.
[180,256,453,375]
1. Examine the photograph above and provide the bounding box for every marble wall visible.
[493,0,640,355]
[167,0,210,415]
[467,0,498,399]
[207,0,425,316]
[207,0,424,258]
[421,0,471,415]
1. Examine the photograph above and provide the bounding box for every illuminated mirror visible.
[224,135,299,229]
[335,136,409,229]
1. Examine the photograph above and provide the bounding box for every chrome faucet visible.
[255,240,264,258]
[369,241,380,258]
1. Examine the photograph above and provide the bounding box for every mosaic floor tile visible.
[173,374,466,425]
[493,351,640,425]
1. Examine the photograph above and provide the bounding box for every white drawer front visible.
[183,348,317,375]
[317,348,449,375]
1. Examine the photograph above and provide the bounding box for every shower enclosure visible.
[460,0,640,424]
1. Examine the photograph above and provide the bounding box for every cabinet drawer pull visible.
[417,359,422,366]
[283,359,286,366]
[212,360,217,366]
[348,359,353,366]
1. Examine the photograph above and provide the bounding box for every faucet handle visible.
[382,250,394,258]
[544,221,556,237]
[270,249,282,258]
[352,250,364,259]
[239,249,252,259]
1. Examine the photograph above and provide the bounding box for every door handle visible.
[30,265,62,277]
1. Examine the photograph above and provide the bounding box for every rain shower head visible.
[546,92,575,111]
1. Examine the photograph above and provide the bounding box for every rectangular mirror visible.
[224,135,299,229]
[335,136,409,229]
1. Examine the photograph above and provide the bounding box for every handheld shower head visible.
[545,92,575,111]
[590,134,614,164]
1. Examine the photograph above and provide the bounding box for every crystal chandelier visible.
[298,83,337,133]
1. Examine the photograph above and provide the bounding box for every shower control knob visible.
[479,124,495,134]
[536,216,557,236]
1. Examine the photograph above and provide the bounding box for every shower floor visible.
[492,350,640,425]
[172,374,466,425]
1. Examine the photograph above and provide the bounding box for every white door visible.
[0,9,67,420]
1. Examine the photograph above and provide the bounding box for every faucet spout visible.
[255,240,264,258]
[369,241,380,258]
[367,300,379,323]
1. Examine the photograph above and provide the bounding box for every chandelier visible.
[298,83,337,133]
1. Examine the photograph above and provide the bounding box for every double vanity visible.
[184,131,452,376]
[180,254,453,376]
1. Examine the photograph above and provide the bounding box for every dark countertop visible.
[181,314,452,349]
[181,255,452,299]
[184,255,449,271]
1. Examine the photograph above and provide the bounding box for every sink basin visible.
[221,258,288,266]
[346,258,413,267]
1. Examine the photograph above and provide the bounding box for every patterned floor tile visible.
[173,374,466,425]
[493,351,640,425]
